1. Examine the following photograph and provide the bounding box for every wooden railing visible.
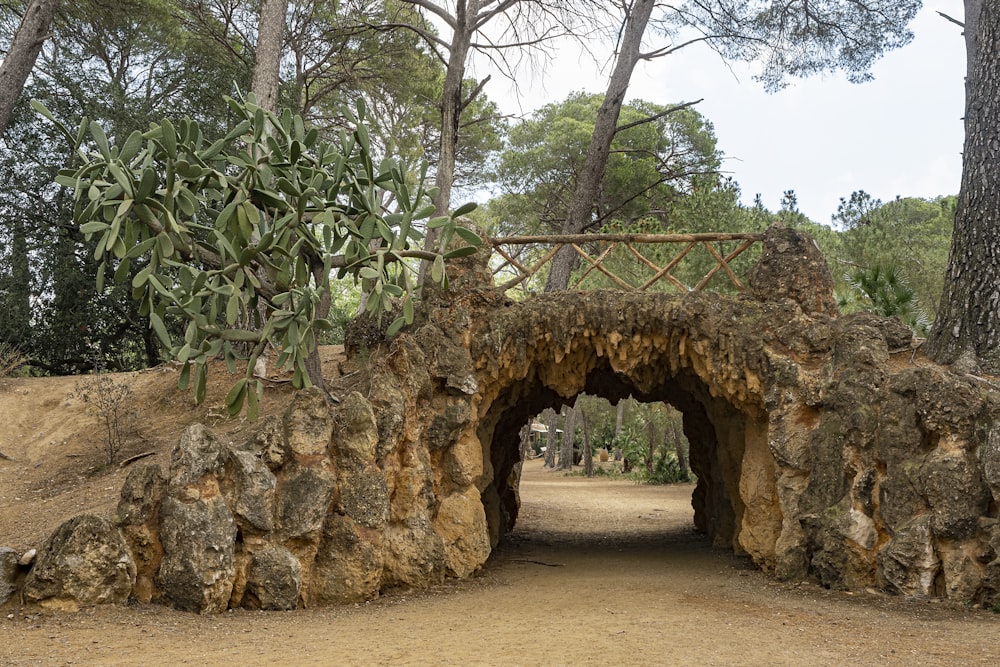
[489,232,764,294]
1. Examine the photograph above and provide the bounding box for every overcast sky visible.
[473,1,966,227]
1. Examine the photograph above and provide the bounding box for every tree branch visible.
[937,11,964,28]
[614,99,703,134]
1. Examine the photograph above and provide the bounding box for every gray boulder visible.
[22,515,135,610]
[157,496,237,613]
[244,545,301,611]
[0,547,18,605]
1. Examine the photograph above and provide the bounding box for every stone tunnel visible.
[13,225,1000,613]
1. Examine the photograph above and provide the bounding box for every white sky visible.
[472,1,966,226]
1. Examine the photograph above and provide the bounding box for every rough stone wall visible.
[8,224,1000,611]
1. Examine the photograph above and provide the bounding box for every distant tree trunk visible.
[645,418,656,475]
[519,423,532,460]
[670,414,688,478]
[251,0,288,114]
[545,0,655,291]
[8,216,31,335]
[927,0,1000,371]
[543,408,557,468]
[0,0,58,137]
[581,409,593,478]
[613,399,626,461]
[560,405,576,470]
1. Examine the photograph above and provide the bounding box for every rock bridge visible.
[13,226,1000,612]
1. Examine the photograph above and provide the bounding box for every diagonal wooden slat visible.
[638,242,696,291]
[574,242,620,285]
[496,244,562,291]
[695,240,752,291]
[570,244,633,290]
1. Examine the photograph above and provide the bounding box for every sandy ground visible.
[1,354,999,666]
[1,458,999,666]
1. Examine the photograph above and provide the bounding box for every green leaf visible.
[451,201,478,217]
[119,131,143,163]
[226,294,239,325]
[427,216,451,229]
[386,316,406,338]
[454,226,482,247]
[431,255,445,284]
[225,378,248,417]
[444,246,479,259]
[80,221,110,236]
[31,99,74,144]
[178,362,191,390]
[149,312,171,348]
[161,118,177,158]
[156,232,174,258]
[132,264,153,288]
[245,382,260,420]
[194,363,207,404]
[89,121,111,160]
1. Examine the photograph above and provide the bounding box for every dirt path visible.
[2,458,999,666]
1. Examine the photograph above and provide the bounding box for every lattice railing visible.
[489,232,764,294]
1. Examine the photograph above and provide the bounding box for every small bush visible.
[72,368,139,466]
[629,454,693,485]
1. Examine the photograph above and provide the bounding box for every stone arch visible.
[468,290,781,569]
[17,226,1000,612]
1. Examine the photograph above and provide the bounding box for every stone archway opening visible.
[476,343,776,570]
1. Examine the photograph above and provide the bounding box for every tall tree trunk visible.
[927,0,1000,371]
[251,0,288,114]
[418,1,474,285]
[0,0,58,137]
[543,408,557,468]
[560,405,576,470]
[432,0,473,219]
[8,216,31,336]
[545,0,655,291]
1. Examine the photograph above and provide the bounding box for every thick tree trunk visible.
[251,0,288,114]
[545,0,655,291]
[927,0,1000,371]
[0,0,58,136]
[581,409,593,478]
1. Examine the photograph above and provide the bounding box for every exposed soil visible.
[1,352,999,666]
